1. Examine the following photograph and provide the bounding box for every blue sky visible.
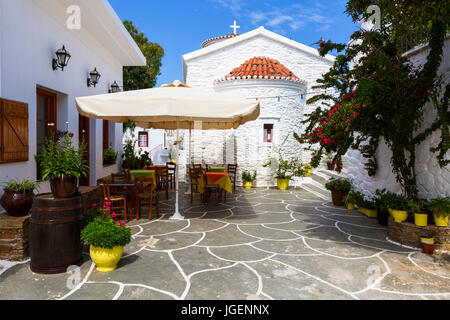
[109,0,360,87]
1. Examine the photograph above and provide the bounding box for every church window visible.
[263,124,274,143]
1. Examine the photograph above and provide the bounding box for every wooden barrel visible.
[30,194,83,274]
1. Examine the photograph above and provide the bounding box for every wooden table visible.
[198,172,233,194]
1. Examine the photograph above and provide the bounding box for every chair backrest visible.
[167,162,176,172]
[227,164,238,174]
[156,166,169,181]
[135,177,154,192]
[227,164,238,183]
[101,179,111,201]
[189,165,202,180]
[124,169,131,180]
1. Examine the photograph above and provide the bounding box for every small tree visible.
[122,20,164,133]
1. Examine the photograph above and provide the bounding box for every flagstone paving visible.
[0,185,449,300]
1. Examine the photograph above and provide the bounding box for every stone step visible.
[300,183,330,200]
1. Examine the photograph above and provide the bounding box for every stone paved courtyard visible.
[0,185,449,300]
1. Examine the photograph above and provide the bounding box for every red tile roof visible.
[225,57,299,80]
[201,34,241,48]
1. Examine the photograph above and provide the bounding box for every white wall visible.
[0,0,125,196]
[345,37,450,199]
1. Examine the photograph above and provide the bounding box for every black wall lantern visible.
[109,81,121,93]
[52,45,71,71]
[87,68,101,87]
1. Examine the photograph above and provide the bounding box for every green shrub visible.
[242,171,257,183]
[387,194,409,211]
[2,179,38,194]
[325,178,351,193]
[81,216,131,250]
[103,149,118,166]
[374,189,397,213]
[344,191,364,206]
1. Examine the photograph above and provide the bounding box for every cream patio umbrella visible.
[75,80,260,220]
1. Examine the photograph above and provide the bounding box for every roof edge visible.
[182,26,336,63]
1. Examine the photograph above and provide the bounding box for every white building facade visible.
[178,27,335,186]
[0,0,145,202]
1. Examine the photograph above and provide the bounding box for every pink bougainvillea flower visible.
[111,212,117,219]
[91,203,97,208]
[105,201,112,206]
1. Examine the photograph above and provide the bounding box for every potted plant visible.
[263,158,297,190]
[325,152,335,170]
[358,198,378,218]
[420,235,435,255]
[81,206,131,272]
[242,170,256,189]
[343,191,363,210]
[1,179,38,217]
[39,134,88,198]
[325,178,351,206]
[408,199,429,227]
[122,139,138,170]
[374,189,396,226]
[303,164,312,176]
[388,194,409,223]
[103,148,118,166]
[429,197,449,227]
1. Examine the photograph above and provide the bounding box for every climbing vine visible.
[295,0,449,199]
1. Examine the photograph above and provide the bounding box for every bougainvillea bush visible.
[294,0,449,199]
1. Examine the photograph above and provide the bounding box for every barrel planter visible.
[30,194,83,274]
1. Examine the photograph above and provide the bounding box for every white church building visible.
[129,25,335,186]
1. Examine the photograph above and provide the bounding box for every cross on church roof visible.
[230,20,240,35]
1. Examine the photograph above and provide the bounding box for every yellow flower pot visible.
[391,210,408,223]
[421,237,434,244]
[244,181,253,189]
[414,213,428,227]
[347,203,356,210]
[277,179,290,190]
[434,214,448,227]
[360,207,377,218]
[90,246,124,272]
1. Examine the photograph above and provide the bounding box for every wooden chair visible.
[189,165,203,204]
[101,178,128,222]
[167,162,176,189]
[202,169,221,206]
[111,171,133,213]
[227,164,238,192]
[156,166,170,200]
[134,178,159,220]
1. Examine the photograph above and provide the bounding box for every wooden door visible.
[0,98,29,163]
[79,115,90,186]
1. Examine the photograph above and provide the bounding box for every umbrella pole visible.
[185,123,192,195]
[170,118,184,220]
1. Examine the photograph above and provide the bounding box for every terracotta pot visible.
[50,175,78,199]
[327,162,335,170]
[0,189,34,217]
[331,191,346,206]
[421,242,435,255]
